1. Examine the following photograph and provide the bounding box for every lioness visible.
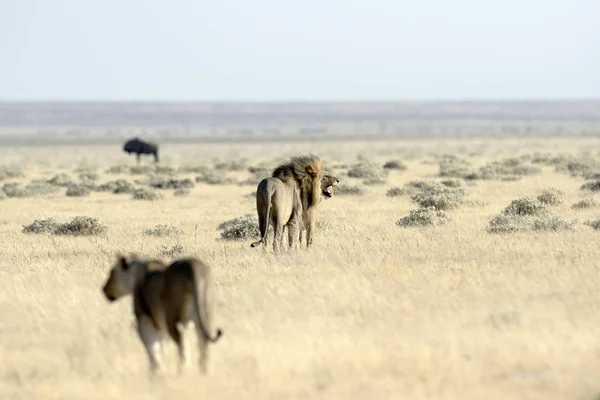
[251,155,323,251]
[102,254,223,377]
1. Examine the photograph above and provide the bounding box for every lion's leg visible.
[197,334,210,375]
[304,210,317,248]
[137,316,165,377]
[171,320,194,375]
[287,222,299,250]
[272,222,282,253]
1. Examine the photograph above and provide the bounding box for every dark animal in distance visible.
[123,138,159,163]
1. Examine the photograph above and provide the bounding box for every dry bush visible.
[149,176,195,190]
[3,181,59,198]
[105,164,129,174]
[488,197,573,233]
[502,197,548,216]
[465,158,541,181]
[129,165,153,175]
[142,224,183,237]
[47,173,73,187]
[396,206,450,227]
[97,179,136,194]
[174,188,190,197]
[536,188,565,206]
[347,162,387,179]
[580,180,600,192]
[557,158,600,178]
[218,213,260,241]
[362,177,387,186]
[195,170,235,185]
[65,184,91,197]
[571,198,598,210]
[214,159,247,171]
[132,187,162,201]
[386,187,403,197]
[440,178,463,188]
[382,160,406,170]
[154,165,176,175]
[336,184,367,196]
[584,218,600,230]
[78,171,99,181]
[159,244,185,258]
[0,164,24,181]
[178,164,211,174]
[411,187,466,210]
[438,155,471,178]
[22,216,107,236]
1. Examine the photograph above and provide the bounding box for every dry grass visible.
[1,138,600,400]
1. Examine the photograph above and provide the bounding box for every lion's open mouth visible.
[322,185,334,198]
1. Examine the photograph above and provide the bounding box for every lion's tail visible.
[251,185,272,248]
[191,266,222,343]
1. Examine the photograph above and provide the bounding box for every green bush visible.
[397,207,450,227]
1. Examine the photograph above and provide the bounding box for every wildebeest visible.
[123,137,159,163]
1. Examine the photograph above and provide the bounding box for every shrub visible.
[132,188,162,201]
[174,188,190,197]
[502,197,547,216]
[129,165,153,175]
[411,187,466,210]
[488,213,532,234]
[149,176,195,190]
[336,185,366,196]
[78,171,99,181]
[536,188,565,206]
[466,158,541,181]
[159,244,185,258]
[382,160,406,170]
[386,187,403,197]
[105,164,129,174]
[362,177,387,186]
[195,170,235,185]
[22,216,107,236]
[396,207,450,227]
[0,165,24,181]
[531,215,574,232]
[438,156,471,178]
[440,178,462,188]
[47,173,73,187]
[488,197,573,234]
[580,180,600,192]
[3,181,59,198]
[66,184,91,197]
[218,214,260,241]
[97,179,136,194]
[142,224,183,237]
[214,159,247,171]
[584,219,600,230]
[154,165,176,175]
[571,198,598,210]
[347,162,387,179]
[399,180,445,195]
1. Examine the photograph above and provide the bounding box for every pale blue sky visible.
[1,0,598,101]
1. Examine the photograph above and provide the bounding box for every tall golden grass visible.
[0,138,599,400]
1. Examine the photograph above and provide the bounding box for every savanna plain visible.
[1,137,599,400]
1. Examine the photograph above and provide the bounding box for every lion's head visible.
[321,172,339,199]
[102,254,144,302]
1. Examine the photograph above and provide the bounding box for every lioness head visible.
[321,172,340,199]
[102,254,143,302]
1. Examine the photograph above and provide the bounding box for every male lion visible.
[102,254,223,377]
[251,155,323,251]
[298,171,340,246]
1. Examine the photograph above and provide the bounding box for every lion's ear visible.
[116,253,129,270]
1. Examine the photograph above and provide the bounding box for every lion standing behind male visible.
[251,155,323,251]
[102,254,223,377]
